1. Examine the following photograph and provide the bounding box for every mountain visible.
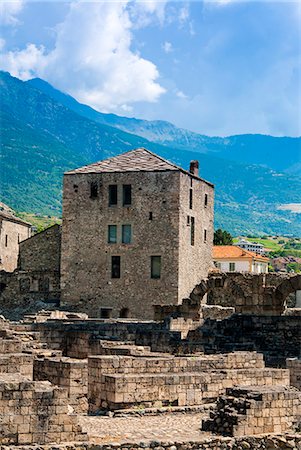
[27,77,301,176]
[1,71,301,236]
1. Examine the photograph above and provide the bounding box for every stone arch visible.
[274,274,301,310]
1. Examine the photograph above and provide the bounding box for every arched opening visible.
[119,307,130,318]
[274,274,301,311]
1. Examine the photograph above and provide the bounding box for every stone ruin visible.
[0,310,299,450]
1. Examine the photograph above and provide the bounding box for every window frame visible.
[109,185,118,206]
[108,225,117,244]
[111,255,121,278]
[229,262,236,272]
[123,184,132,206]
[151,255,161,279]
[190,217,195,246]
[122,224,132,244]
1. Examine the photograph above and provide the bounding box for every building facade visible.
[213,246,269,274]
[235,238,265,255]
[60,148,214,319]
[0,208,32,272]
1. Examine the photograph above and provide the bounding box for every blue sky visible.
[0,1,300,137]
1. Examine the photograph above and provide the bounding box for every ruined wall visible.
[0,217,31,272]
[286,358,301,390]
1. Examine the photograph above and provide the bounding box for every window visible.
[100,308,112,319]
[108,225,117,243]
[90,181,98,198]
[123,184,132,206]
[120,308,129,318]
[109,185,118,206]
[151,256,161,279]
[215,262,221,270]
[189,189,193,209]
[122,224,132,244]
[149,212,153,220]
[191,217,195,246]
[5,235,8,247]
[205,194,208,207]
[18,234,20,244]
[187,215,190,225]
[204,229,207,243]
[229,262,235,272]
[111,256,121,278]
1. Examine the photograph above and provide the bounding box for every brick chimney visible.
[189,160,199,177]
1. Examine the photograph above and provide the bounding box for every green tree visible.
[214,229,233,245]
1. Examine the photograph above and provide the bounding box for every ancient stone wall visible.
[202,386,301,436]
[286,358,301,390]
[0,374,86,445]
[88,353,289,412]
[33,356,88,413]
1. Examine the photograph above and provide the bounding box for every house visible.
[235,238,265,255]
[60,148,214,319]
[0,206,32,272]
[213,245,269,274]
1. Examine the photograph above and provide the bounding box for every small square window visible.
[123,185,132,206]
[100,308,112,319]
[229,262,235,272]
[151,256,161,279]
[111,256,121,278]
[108,225,117,243]
[109,185,118,206]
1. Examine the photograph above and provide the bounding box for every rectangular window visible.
[215,262,221,270]
[111,256,121,278]
[205,193,208,207]
[108,225,117,243]
[122,224,132,244]
[109,185,118,206]
[90,181,98,198]
[5,235,8,247]
[204,229,207,243]
[123,184,132,206]
[187,215,190,225]
[151,256,161,279]
[149,212,153,220]
[191,217,195,246]
[189,189,193,209]
[229,262,235,272]
[100,308,112,319]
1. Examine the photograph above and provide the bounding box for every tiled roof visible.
[0,210,32,227]
[213,246,269,262]
[66,148,214,186]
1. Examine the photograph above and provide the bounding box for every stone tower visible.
[60,148,214,319]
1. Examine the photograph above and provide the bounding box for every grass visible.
[17,212,61,233]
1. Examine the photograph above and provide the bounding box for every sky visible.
[0,0,300,137]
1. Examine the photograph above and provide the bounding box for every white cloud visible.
[0,0,24,26]
[162,41,173,53]
[0,1,166,112]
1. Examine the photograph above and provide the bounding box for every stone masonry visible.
[60,149,214,319]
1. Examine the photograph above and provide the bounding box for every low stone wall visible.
[286,358,301,390]
[0,337,22,353]
[0,353,33,377]
[33,356,88,413]
[202,385,301,436]
[88,353,288,412]
[0,373,86,445]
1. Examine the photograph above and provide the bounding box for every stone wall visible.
[0,373,86,445]
[286,358,301,390]
[33,356,88,413]
[88,353,289,412]
[202,386,301,436]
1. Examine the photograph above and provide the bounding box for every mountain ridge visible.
[1,71,301,236]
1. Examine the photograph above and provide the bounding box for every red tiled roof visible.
[213,246,269,262]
